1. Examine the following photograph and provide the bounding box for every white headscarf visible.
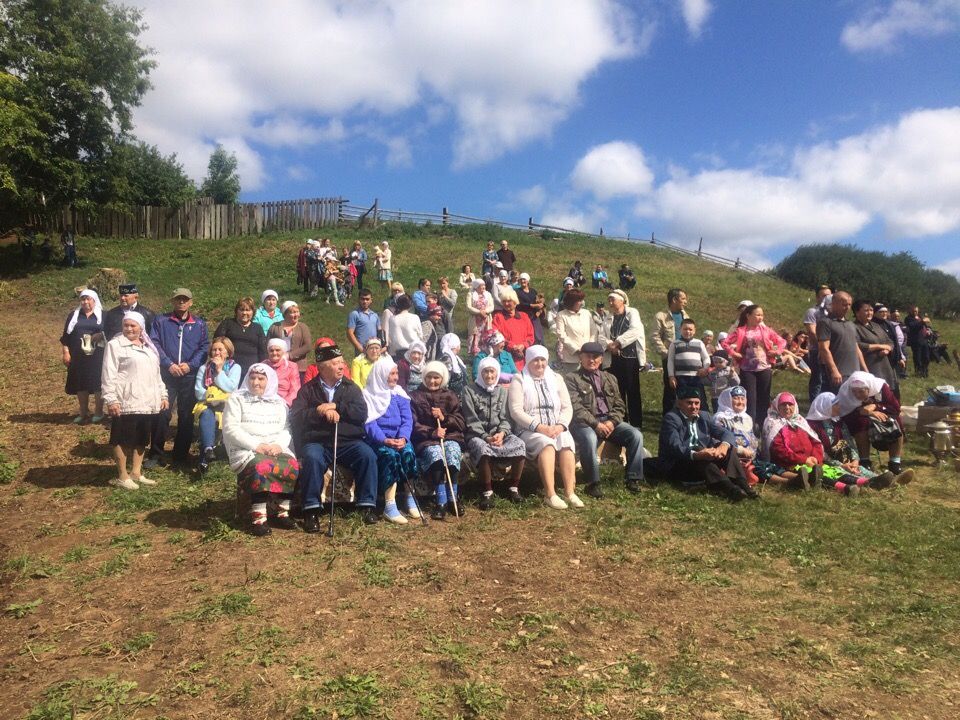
[363,357,409,423]
[440,333,466,377]
[121,311,158,359]
[404,341,426,371]
[836,371,887,417]
[266,337,291,369]
[806,392,838,422]
[422,360,450,389]
[260,289,279,304]
[66,289,103,334]
[762,392,820,455]
[476,356,501,394]
[238,363,282,403]
[519,345,560,412]
[714,386,755,448]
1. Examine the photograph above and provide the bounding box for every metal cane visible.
[437,418,460,518]
[326,421,339,538]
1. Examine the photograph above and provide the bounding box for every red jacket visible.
[770,425,824,467]
[492,310,534,370]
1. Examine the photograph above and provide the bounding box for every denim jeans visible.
[299,440,377,510]
[197,408,217,451]
[570,421,645,486]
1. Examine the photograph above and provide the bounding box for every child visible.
[410,362,467,520]
[461,357,527,509]
[706,350,739,412]
[667,318,710,404]
[351,337,383,389]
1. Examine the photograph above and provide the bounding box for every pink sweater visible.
[267,358,301,407]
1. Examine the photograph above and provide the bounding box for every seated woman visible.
[492,288,535,371]
[193,337,242,474]
[303,337,352,384]
[462,356,527,509]
[215,297,267,377]
[617,264,636,291]
[410,362,467,520]
[397,341,427,392]
[267,300,312,382]
[222,364,300,536]
[836,371,913,479]
[806,392,899,489]
[363,358,419,524]
[265,338,301,407]
[472,330,518,385]
[762,392,832,492]
[508,345,581,510]
[459,264,476,290]
[439,332,468,397]
[101,311,168,490]
[713,386,797,489]
[351,337,383,389]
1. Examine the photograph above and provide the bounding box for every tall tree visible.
[90,140,196,209]
[200,144,241,204]
[0,0,154,214]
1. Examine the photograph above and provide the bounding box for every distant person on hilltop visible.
[374,241,392,290]
[497,239,517,272]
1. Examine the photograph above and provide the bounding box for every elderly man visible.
[658,386,757,502]
[654,288,689,415]
[565,342,645,498]
[290,343,379,531]
[816,290,867,392]
[497,239,517,272]
[104,283,155,341]
[601,289,646,428]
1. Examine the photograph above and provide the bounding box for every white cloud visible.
[841,0,960,52]
[939,257,960,278]
[132,0,643,185]
[678,0,713,37]
[385,136,413,169]
[215,136,267,192]
[516,184,547,209]
[539,201,608,235]
[571,141,655,200]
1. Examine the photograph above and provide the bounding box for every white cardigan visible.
[100,336,167,414]
[221,393,294,472]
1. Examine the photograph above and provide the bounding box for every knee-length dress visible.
[507,372,575,461]
[61,311,105,394]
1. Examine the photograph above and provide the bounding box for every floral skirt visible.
[239,453,299,494]
[466,434,526,464]
[419,441,462,472]
[373,443,419,493]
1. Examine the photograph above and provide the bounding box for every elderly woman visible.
[222,364,299,535]
[193,337,243,474]
[463,356,527,509]
[600,289,646,428]
[836,371,912,478]
[351,337,383,389]
[472,330,518,385]
[439,332,468,396]
[254,290,283,334]
[492,288,535,371]
[387,294,424,359]
[215,297,267,377]
[410,361,467,520]
[721,304,785,430]
[466,278,494,355]
[267,300,312,381]
[101,311,169,490]
[61,289,106,423]
[762,392,832,492]
[265,338,301,407]
[363,358,419,524]
[397,341,427,392]
[853,300,898,394]
[375,240,392,288]
[508,346,581,510]
[554,288,598,371]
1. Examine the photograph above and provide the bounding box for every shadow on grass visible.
[144,498,237,531]
[8,412,76,424]
[23,463,109,488]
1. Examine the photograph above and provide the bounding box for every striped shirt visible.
[667,338,711,377]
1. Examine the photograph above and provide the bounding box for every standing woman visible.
[508,345,581,510]
[516,273,544,345]
[61,289,106,423]
[466,278,494,355]
[254,290,283,334]
[267,300,312,382]
[554,288,597,371]
[904,305,929,379]
[721,304,785,430]
[438,276,458,334]
[375,240,393,290]
[853,300,898,395]
[215,297,267,377]
[600,290,646,429]
[351,241,368,291]
[101,311,168,489]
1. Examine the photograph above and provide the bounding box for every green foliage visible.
[25,675,156,719]
[775,244,960,316]
[457,680,507,718]
[200,144,241,204]
[90,140,196,209]
[178,590,255,622]
[5,598,42,618]
[294,672,387,719]
[0,0,154,215]
[122,632,156,654]
[0,448,18,484]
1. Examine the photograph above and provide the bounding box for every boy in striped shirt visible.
[667,318,711,405]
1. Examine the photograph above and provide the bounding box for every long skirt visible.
[419,441,462,472]
[373,443,419,494]
[239,453,299,494]
[466,433,527,465]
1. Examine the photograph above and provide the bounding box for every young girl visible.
[397,341,427,392]
[410,362,467,520]
[462,356,527,509]
[439,333,468,397]
[362,358,420,524]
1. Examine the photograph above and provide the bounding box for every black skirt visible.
[109,414,156,447]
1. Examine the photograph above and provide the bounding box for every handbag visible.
[868,416,902,449]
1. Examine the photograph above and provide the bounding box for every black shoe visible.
[271,515,297,530]
[507,488,524,504]
[361,507,380,525]
[625,480,642,494]
[302,511,321,534]
[744,486,760,500]
[143,452,166,469]
[728,487,748,503]
[251,522,272,537]
[431,504,447,521]
[448,500,466,517]
[478,494,495,511]
[888,461,903,475]
[796,467,811,490]
[585,482,604,499]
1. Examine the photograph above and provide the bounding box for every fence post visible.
[599,227,604,237]
[373,198,379,228]
[442,207,449,226]
[697,237,703,257]
[735,258,741,269]
[650,232,656,245]
[529,217,534,230]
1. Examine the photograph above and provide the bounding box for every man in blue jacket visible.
[658,385,757,502]
[148,288,210,467]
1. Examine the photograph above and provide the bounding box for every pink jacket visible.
[721,325,785,368]
[267,358,301,407]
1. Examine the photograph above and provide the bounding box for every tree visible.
[0,0,154,214]
[200,144,241,204]
[90,140,196,209]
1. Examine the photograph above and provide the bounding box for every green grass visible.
[177,590,255,623]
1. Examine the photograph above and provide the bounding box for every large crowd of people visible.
[63,237,936,535]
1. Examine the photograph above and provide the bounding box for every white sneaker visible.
[335,301,344,307]
[545,494,568,510]
[406,506,422,519]
[133,475,157,486]
[566,493,585,509]
[110,477,139,491]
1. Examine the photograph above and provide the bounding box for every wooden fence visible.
[43,196,346,240]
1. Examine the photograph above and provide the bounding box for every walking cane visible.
[326,421,339,538]
[405,471,429,527]
[437,418,460,518]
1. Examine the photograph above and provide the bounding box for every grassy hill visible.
[1,224,960,719]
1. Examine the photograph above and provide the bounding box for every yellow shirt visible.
[351,355,379,389]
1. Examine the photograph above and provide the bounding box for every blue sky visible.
[131,0,960,272]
